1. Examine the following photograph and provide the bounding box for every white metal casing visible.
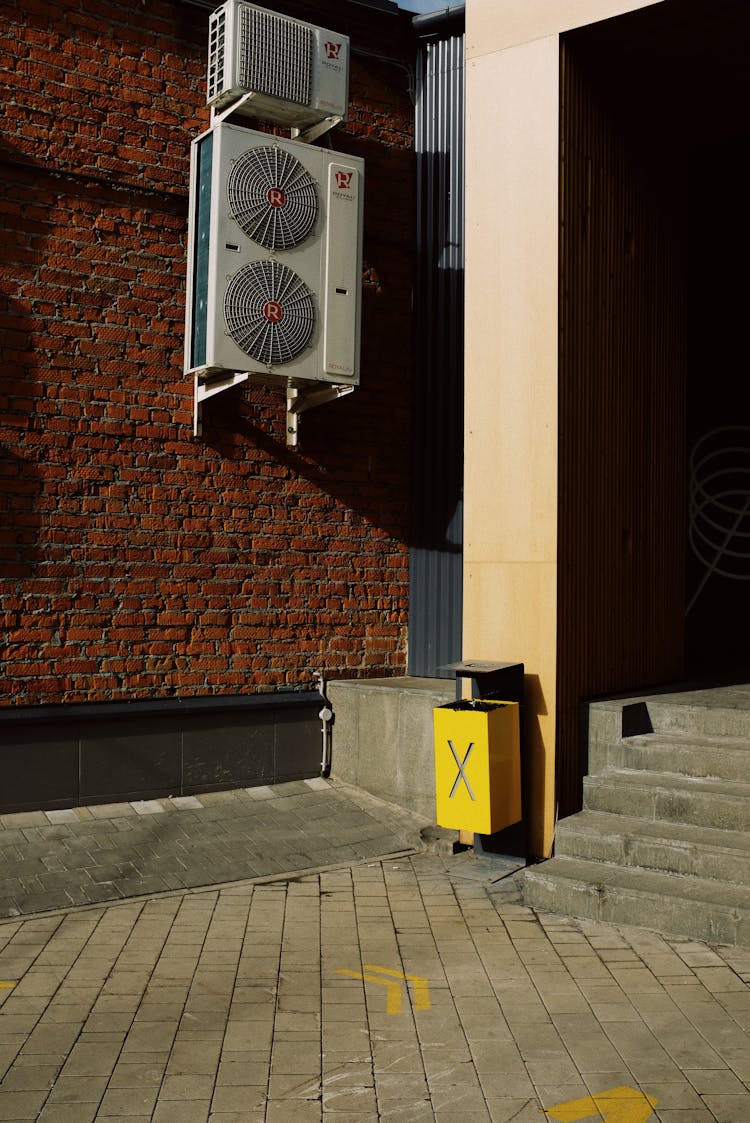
[185,122,364,387]
[207,0,349,128]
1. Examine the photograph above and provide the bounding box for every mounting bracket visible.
[286,380,354,448]
[210,93,258,126]
[211,99,342,144]
[291,116,343,145]
[193,369,250,436]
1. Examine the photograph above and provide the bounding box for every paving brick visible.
[216,1058,268,1086]
[265,1102,322,1122]
[97,1086,160,1116]
[37,1103,100,1123]
[107,1058,167,1088]
[59,1039,124,1078]
[21,1022,81,1056]
[121,1022,178,1054]
[0,1059,60,1088]
[45,1073,109,1103]
[0,1087,49,1118]
[210,1084,267,1111]
[701,1093,750,1122]
[166,1040,222,1076]
[151,1102,212,1123]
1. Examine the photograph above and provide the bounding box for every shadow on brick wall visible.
[0,442,42,581]
[0,157,44,578]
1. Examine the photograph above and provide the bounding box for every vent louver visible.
[226,146,318,250]
[207,8,227,105]
[237,7,312,107]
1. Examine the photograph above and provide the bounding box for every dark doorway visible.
[557,0,750,814]
[686,144,750,677]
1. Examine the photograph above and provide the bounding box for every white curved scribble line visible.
[687,427,750,615]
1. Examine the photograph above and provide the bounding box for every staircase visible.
[523,684,750,946]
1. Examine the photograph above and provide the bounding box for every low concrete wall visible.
[328,677,455,820]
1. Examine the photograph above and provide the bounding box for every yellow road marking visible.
[337,968,403,1014]
[336,964,432,1015]
[546,1085,658,1123]
[0,982,16,990]
[362,964,431,1011]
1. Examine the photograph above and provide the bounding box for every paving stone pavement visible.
[0,833,748,1121]
[0,780,427,920]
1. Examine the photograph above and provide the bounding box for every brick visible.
[0,0,414,706]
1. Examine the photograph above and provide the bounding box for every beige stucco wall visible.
[467,0,663,57]
[463,0,664,857]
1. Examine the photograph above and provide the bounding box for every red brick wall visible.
[0,0,416,705]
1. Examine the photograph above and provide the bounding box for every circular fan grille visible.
[227,146,318,250]
[224,260,315,366]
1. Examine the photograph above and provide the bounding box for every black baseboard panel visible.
[0,693,323,814]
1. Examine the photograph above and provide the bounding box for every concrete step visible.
[583,768,750,831]
[647,686,750,737]
[588,690,750,774]
[523,855,750,946]
[528,685,750,945]
[555,809,750,885]
[614,732,750,781]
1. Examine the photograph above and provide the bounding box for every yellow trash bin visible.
[433,699,521,835]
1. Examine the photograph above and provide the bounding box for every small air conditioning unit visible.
[207,0,349,129]
[185,122,364,389]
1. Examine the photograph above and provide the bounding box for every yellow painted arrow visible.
[337,968,404,1014]
[336,964,432,1015]
[363,964,431,1011]
[546,1085,658,1123]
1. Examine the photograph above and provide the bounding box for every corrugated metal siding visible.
[556,38,687,815]
[408,27,464,678]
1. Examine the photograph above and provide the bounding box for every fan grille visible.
[224,260,315,366]
[227,146,318,250]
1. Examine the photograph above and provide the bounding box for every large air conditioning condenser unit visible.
[185,122,364,392]
[207,0,349,129]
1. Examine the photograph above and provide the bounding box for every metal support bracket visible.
[286,380,354,448]
[209,93,258,126]
[193,369,250,436]
[210,101,342,144]
[291,116,343,144]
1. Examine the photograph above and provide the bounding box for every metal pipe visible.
[313,670,333,775]
[412,4,464,37]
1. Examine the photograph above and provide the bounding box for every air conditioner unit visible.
[185,122,364,391]
[207,0,349,129]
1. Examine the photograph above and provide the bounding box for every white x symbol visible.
[447,741,476,800]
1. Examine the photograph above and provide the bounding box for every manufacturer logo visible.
[263,300,283,323]
[324,41,342,60]
[266,188,286,209]
[334,171,353,190]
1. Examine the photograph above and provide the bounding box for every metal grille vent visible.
[238,8,312,107]
[207,8,227,104]
[227,146,318,250]
[224,260,315,366]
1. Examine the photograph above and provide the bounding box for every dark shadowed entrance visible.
[557,0,750,815]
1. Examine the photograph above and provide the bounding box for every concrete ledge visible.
[328,677,455,820]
